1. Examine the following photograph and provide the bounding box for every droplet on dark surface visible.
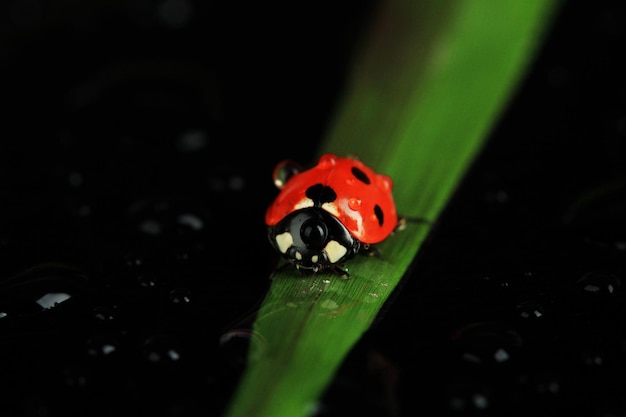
[228,175,245,191]
[171,250,192,264]
[582,349,606,368]
[139,218,163,236]
[124,255,145,269]
[92,305,118,323]
[61,366,89,389]
[219,329,256,374]
[516,300,545,320]
[137,273,158,288]
[0,264,87,317]
[563,181,626,251]
[35,292,72,309]
[577,271,621,297]
[485,189,509,204]
[528,370,566,404]
[169,288,192,305]
[444,377,492,412]
[477,274,514,292]
[208,175,247,193]
[86,335,120,358]
[176,213,204,232]
[451,322,522,365]
[176,129,209,153]
[142,335,183,364]
[67,171,84,187]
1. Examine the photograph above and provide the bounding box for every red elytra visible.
[265,154,398,244]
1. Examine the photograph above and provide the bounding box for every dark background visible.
[1,1,626,416]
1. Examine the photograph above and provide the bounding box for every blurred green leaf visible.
[224,1,560,416]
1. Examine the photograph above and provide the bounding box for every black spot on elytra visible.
[306,184,337,206]
[351,167,371,184]
[374,204,384,226]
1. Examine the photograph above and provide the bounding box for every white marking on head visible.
[275,232,293,253]
[324,240,348,263]
[294,198,314,210]
[295,251,303,260]
[321,202,340,217]
[311,255,319,263]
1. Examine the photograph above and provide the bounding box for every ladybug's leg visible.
[360,244,382,258]
[330,264,351,279]
[394,216,433,233]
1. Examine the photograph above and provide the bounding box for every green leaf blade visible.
[224,2,560,416]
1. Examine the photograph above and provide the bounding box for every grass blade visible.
[224,2,560,416]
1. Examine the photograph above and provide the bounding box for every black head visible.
[268,207,360,272]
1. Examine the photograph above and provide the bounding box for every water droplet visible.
[92,305,118,323]
[77,204,91,217]
[478,274,513,292]
[317,154,337,169]
[220,329,265,364]
[127,198,210,239]
[578,271,621,296]
[516,300,545,320]
[125,255,145,268]
[176,129,208,152]
[137,273,158,288]
[228,176,245,191]
[67,171,84,187]
[171,249,192,264]
[321,299,338,310]
[584,352,605,367]
[61,366,88,388]
[531,371,563,397]
[485,189,509,204]
[493,348,510,363]
[35,292,71,309]
[348,198,362,210]
[139,218,163,236]
[86,336,120,357]
[142,335,182,364]
[169,288,192,305]
[177,213,204,231]
[563,182,626,247]
[445,377,492,412]
[451,322,522,365]
[0,264,86,316]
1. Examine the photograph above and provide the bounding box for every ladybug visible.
[266,153,399,277]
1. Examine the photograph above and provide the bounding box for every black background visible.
[1,1,626,416]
